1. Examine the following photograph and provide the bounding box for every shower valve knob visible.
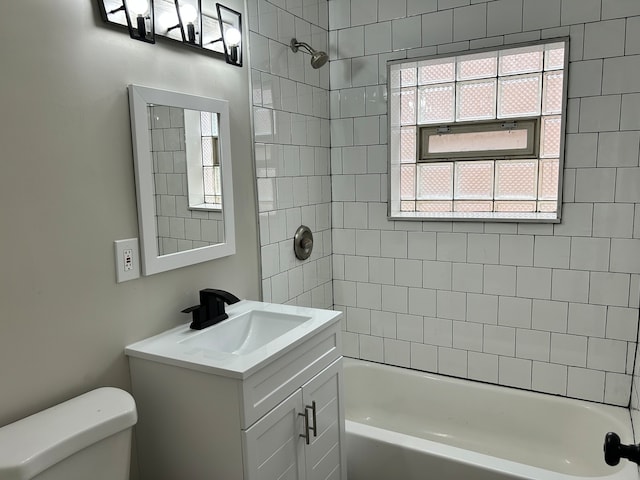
[604,432,640,466]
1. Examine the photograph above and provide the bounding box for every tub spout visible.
[604,432,640,466]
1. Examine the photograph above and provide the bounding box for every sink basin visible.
[178,310,310,354]
[125,300,342,379]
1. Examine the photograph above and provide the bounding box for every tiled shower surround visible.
[248,0,334,308]
[249,0,640,409]
[149,106,224,255]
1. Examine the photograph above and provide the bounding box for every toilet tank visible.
[0,387,137,480]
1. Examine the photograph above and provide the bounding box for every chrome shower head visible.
[290,38,328,69]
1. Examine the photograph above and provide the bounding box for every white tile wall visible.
[327,0,640,411]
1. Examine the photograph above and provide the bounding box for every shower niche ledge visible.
[125,300,346,480]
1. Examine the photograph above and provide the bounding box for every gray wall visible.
[0,0,259,444]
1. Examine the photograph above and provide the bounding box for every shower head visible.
[290,38,328,69]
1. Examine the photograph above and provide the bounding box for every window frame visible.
[387,37,569,223]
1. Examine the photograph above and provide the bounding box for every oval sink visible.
[179,310,311,354]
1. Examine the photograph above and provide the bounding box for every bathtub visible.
[343,359,636,480]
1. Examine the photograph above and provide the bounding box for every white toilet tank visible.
[0,387,137,480]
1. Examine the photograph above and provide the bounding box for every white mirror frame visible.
[128,84,236,275]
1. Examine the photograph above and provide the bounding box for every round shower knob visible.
[294,225,313,260]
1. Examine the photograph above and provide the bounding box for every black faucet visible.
[181,289,241,330]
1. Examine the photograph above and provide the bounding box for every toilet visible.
[0,387,137,480]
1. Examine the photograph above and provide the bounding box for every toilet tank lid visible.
[0,387,137,480]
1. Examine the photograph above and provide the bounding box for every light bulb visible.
[224,27,241,47]
[180,4,197,24]
[159,11,178,30]
[128,0,148,15]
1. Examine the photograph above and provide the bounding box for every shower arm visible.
[290,39,316,55]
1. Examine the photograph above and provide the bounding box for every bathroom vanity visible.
[125,301,345,480]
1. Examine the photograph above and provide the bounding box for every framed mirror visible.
[128,84,235,275]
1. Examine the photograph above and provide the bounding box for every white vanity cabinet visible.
[126,311,345,480]
[243,359,344,480]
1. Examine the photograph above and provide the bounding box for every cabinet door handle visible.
[298,409,310,445]
[306,401,317,438]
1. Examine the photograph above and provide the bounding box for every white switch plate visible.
[114,238,140,283]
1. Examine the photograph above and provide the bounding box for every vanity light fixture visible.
[97,0,243,66]
[98,0,155,43]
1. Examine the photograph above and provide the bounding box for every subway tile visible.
[604,372,632,406]
[499,356,532,389]
[579,95,621,133]
[438,0,469,9]
[369,257,396,284]
[553,203,593,237]
[384,338,411,367]
[610,239,640,274]
[346,306,371,334]
[615,168,640,202]
[603,56,640,95]
[597,131,640,167]
[551,269,590,303]
[342,146,367,174]
[329,0,351,30]
[355,229,381,256]
[486,0,522,36]
[354,116,380,145]
[379,0,407,21]
[484,265,517,296]
[468,351,499,383]
[621,94,640,130]
[551,333,587,367]
[408,0,437,16]
[330,59,353,90]
[423,260,452,289]
[351,0,378,26]
[371,310,397,338]
[467,293,498,324]
[380,230,408,258]
[533,236,570,269]
[627,16,640,56]
[500,234,534,266]
[437,290,467,320]
[395,258,423,287]
[568,367,605,402]
[411,343,438,372]
[483,325,516,356]
[424,316,453,347]
[568,302,607,337]
[408,287,437,316]
[422,10,453,46]
[340,87,366,117]
[334,280,357,307]
[437,232,467,262]
[602,0,640,20]
[355,173,382,201]
[498,296,533,329]
[516,267,552,300]
[345,256,369,283]
[606,307,639,341]
[438,347,468,377]
[567,60,602,98]
[408,232,437,260]
[453,321,483,351]
[590,272,631,307]
[574,168,616,202]
[569,237,610,272]
[352,56,380,87]
[382,284,409,313]
[522,0,561,31]
[452,263,483,293]
[561,0,601,25]
[588,338,628,373]
[360,334,384,362]
[532,362,567,395]
[467,234,500,264]
[564,134,598,168]
[453,4,486,41]
[397,313,424,342]
[393,16,423,50]
[583,19,626,60]
[516,329,550,361]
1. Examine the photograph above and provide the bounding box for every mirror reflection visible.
[148,105,225,256]
[129,84,235,276]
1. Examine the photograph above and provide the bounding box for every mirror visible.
[128,84,235,275]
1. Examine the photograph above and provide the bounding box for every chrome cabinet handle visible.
[299,409,310,445]
[307,401,317,438]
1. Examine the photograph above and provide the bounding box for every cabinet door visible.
[301,358,346,480]
[243,389,306,480]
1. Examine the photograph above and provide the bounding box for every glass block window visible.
[200,111,222,207]
[389,39,568,221]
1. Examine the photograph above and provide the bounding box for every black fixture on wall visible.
[97,0,243,66]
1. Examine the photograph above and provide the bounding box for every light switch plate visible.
[114,238,140,283]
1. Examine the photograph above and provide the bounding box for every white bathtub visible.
[344,359,637,480]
